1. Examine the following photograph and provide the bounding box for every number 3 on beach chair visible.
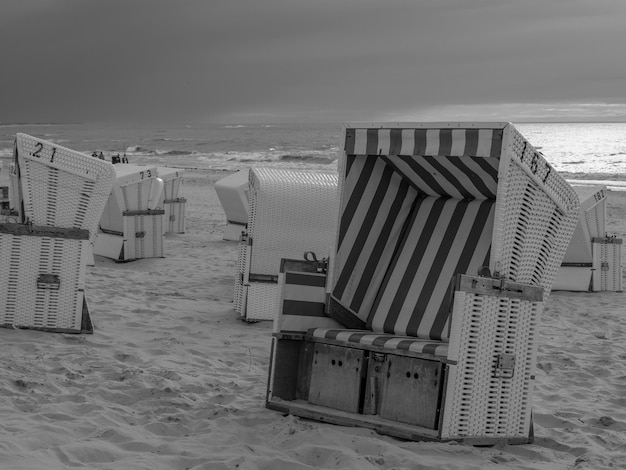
[266,122,580,444]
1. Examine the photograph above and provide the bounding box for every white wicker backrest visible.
[16,133,116,241]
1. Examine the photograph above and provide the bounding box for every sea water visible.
[1,122,625,177]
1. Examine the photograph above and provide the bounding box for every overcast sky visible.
[1,0,626,124]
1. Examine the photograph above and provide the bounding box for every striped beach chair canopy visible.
[330,122,579,339]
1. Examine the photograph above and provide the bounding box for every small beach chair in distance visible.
[94,164,165,261]
[157,167,186,234]
[554,184,622,291]
[234,168,338,322]
[0,134,116,333]
[266,122,580,444]
[215,169,250,241]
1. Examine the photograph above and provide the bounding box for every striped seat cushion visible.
[307,328,449,358]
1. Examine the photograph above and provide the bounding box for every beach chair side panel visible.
[592,237,623,292]
[123,212,165,260]
[164,198,186,234]
[492,126,580,294]
[442,275,543,442]
[0,231,90,333]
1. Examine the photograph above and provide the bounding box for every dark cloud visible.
[1,0,625,123]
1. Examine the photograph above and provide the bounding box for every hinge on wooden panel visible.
[494,353,516,378]
[169,215,176,221]
[601,262,610,271]
[135,231,146,238]
[37,274,60,290]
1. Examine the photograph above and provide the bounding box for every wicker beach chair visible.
[0,134,116,333]
[553,184,622,291]
[94,164,165,261]
[157,167,186,234]
[215,169,250,241]
[234,168,338,322]
[266,122,580,444]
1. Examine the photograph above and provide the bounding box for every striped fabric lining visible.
[307,328,449,358]
[333,157,419,324]
[383,154,499,199]
[367,197,495,341]
[345,127,503,159]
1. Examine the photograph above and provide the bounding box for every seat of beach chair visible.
[267,122,580,444]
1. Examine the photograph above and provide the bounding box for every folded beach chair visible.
[94,164,165,261]
[554,184,622,291]
[157,167,186,234]
[215,169,250,241]
[234,168,338,322]
[266,122,580,444]
[0,134,115,333]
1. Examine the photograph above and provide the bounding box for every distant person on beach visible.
[99,152,104,160]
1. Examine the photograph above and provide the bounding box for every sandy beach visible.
[0,168,625,470]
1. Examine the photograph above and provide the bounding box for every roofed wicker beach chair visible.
[0,134,115,333]
[234,168,338,322]
[94,164,165,261]
[266,122,580,444]
[553,184,623,291]
[157,167,186,234]
[215,169,250,241]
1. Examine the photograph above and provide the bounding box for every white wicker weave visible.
[16,134,116,241]
[443,280,542,440]
[0,231,90,332]
[235,168,338,321]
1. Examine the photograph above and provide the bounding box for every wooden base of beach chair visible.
[267,333,533,445]
[164,198,186,234]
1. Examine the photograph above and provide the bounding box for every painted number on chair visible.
[140,169,153,179]
[30,142,57,163]
[520,147,551,184]
[594,189,606,202]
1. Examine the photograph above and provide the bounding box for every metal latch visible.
[169,215,176,221]
[372,353,386,362]
[601,261,609,271]
[135,231,146,238]
[240,233,252,245]
[494,353,516,378]
[37,274,60,290]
